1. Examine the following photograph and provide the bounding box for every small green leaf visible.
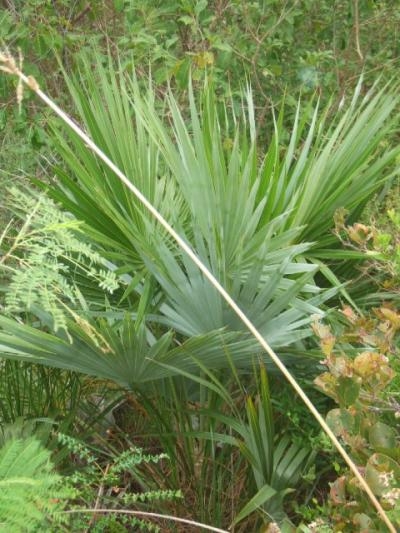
[178,15,194,25]
[212,42,233,53]
[365,453,400,496]
[174,57,191,89]
[369,422,397,450]
[336,376,360,406]
[113,0,125,12]
[194,0,208,17]
[326,408,354,437]
[353,513,373,530]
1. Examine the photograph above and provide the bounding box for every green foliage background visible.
[0,1,400,531]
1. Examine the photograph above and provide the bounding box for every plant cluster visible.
[0,50,399,529]
[1,186,120,333]
[309,306,400,531]
[0,420,182,532]
[57,432,182,532]
[334,205,400,295]
[108,0,400,107]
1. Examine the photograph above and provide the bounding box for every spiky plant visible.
[0,55,340,381]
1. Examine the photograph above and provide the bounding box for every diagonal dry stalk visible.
[0,50,395,533]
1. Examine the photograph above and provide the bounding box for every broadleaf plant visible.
[312,308,400,531]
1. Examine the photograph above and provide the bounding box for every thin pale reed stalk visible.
[0,52,395,533]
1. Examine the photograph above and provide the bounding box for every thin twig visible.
[72,3,91,25]
[64,508,229,532]
[85,463,110,532]
[0,52,396,533]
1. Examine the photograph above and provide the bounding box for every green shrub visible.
[59,432,182,532]
[334,206,400,298]
[309,307,400,531]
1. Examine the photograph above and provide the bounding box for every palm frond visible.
[38,57,339,354]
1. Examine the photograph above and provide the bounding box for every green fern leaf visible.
[0,434,72,532]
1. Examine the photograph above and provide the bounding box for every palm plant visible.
[233,366,312,525]
[0,55,342,379]
[0,51,398,530]
[46,55,399,312]
[1,54,395,379]
[136,360,313,527]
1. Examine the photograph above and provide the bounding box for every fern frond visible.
[0,434,73,532]
[1,186,122,333]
